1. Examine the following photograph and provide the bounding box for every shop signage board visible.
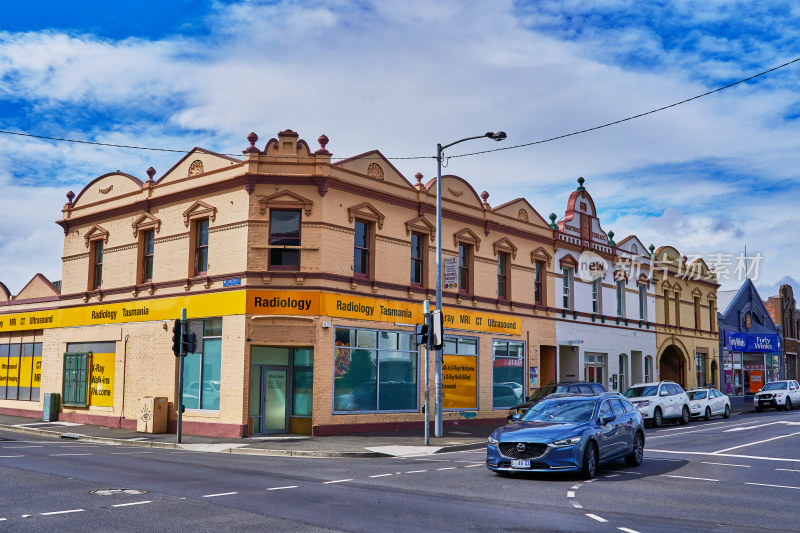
[443,257,459,290]
[89,353,115,407]
[442,354,478,409]
[724,332,779,353]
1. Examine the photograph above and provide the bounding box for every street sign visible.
[443,257,458,289]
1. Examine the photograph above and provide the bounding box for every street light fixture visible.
[434,131,507,437]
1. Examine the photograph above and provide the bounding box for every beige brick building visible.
[0,129,560,437]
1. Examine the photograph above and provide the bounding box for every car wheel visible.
[625,432,644,467]
[679,405,690,425]
[652,408,663,428]
[786,398,793,411]
[704,407,711,421]
[723,405,730,418]
[582,441,598,479]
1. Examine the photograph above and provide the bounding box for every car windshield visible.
[687,390,707,400]
[521,398,597,423]
[762,382,788,391]
[623,386,658,398]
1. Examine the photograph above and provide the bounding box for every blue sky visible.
[0,0,798,298]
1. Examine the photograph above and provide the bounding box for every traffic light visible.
[171,319,182,357]
[415,322,429,347]
[430,310,443,350]
[184,332,197,354]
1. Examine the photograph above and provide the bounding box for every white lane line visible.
[48,453,92,457]
[570,484,582,490]
[607,470,642,475]
[726,421,800,432]
[603,474,620,478]
[701,461,750,468]
[436,467,457,471]
[647,449,800,462]
[40,509,84,516]
[2,445,43,449]
[618,528,641,533]
[746,482,800,490]
[645,456,683,461]
[323,479,353,484]
[586,514,608,523]
[0,455,24,458]
[369,474,394,478]
[566,491,576,498]
[110,452,153,455]
[267,486,298,491]
[405,470,427,474]
[647,420,753,438]
[661,475,719,482]
[413,458,451,462]
[776,468,800,473]
[201,492,238,498]
[713,431,800,454]
[0,518,5,521]
[464,464,483,468]
[112,501,152,508]
[571,501,583,509]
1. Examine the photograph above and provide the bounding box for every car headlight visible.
[636,401,651,408]
[551,436,582,447]
[488,436,499,445]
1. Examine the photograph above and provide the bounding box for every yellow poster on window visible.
[19,355,33,389]
[442,354,478,409]
[0,355,7,389]
[5,356,19,389]
[89,353,115,407]
[32,357,42,388]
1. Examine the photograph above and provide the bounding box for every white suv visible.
[754,380,800,412]
[623,381,691,427]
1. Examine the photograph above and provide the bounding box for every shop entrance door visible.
[250,365,290,434]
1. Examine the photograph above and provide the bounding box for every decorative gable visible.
[559,253,579,270]
[405,215,435,241]
[258,190,313,216]
[183,200,217,227]
[131,212,162,237]
[84,225,110,247]
[453,228,481,251]
[531,247,553,267]
[348,202,385,229]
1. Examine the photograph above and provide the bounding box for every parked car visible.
[686,387,731,420]
[754,380,800,412]
[487,392,645,479]
[622,381,691,427]
[506,381,607,422]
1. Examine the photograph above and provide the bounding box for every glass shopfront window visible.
[182,318,222,411]
[492,340,525,409]
[333,327,417,412]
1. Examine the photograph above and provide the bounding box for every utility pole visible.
[423,300,430,445]
[176,308,187,443]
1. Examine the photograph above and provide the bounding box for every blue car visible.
[486,393,645,479]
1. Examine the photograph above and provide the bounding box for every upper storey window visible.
[268,210,301,270]
[90,240,103,290]
[354,219,371,278]
[194,219,209,276]
[141,230,155,283]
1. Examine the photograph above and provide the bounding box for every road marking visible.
[618,528,641,533]
[0,518,5,521]
[571,501,583,509]
[570,484,582,490]
[202,492,238,498]
[323,479,353,484]
[112,501,152,507]
[586,514,608,523]
[48,453,93,457]
[405,470,427,474]
[713,431,800,454]
[603,474,620,478]
[566,491,576,498]
[267,486,298,491]
[607,470,642,475]
[0,455,24,458]
[726,421,800,432]
[661,475,718,482]
[775,468,800,473]
[746,482,800,490]
[645,456,683,461]
[436,467,457,471]
[369,474,394,478]
[702,461,750,468]
[464,464,483,467]
[40,509,84,516]
[2,445,43,449]
[647,449,800,462]
[110,452,153,455]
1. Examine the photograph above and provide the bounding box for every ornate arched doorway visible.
[659,345,686,388]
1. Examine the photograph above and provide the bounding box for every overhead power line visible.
[0,55,798,161]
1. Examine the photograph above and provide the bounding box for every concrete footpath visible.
[0,413,491,458]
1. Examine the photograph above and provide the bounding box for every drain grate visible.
[91,489,148,496]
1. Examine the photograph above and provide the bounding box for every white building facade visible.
[551,178,657,393]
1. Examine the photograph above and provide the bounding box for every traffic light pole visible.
[176,308,186,444]
[423,301,430,446]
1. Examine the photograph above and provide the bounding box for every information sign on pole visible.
[443,257,459,290]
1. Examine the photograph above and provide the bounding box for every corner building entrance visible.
[249,346,313,435]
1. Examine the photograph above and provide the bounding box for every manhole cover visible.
[91,489,148,496]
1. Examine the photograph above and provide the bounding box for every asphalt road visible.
[1,409,799,532]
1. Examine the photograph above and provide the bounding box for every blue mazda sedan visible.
[486,392,645,479]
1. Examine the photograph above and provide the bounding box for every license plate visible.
[511,459,531,469]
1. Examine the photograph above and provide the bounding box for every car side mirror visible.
[659,390,668,396]
[511,413,522,422]
[599,414,616,425]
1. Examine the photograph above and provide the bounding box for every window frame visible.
[268,208,302,271]
[458,243,473,295]
[189,218,210,277]
[139,229,155,283]
[88,239,104,290]
[62,352,90,407]
[497,252,510,300]
[353,218,373,279]
[533,260,544,306]
[616,279,626,318]
[410,231,426,287]
[638,284,648,321]
[491,340,525,409]
[562,267,574,310]
[182,318,222,411]
[592,278,603,314]
[694,297,701,330]
[673,291,681,328]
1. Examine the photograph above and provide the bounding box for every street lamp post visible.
[434,131,507,437]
